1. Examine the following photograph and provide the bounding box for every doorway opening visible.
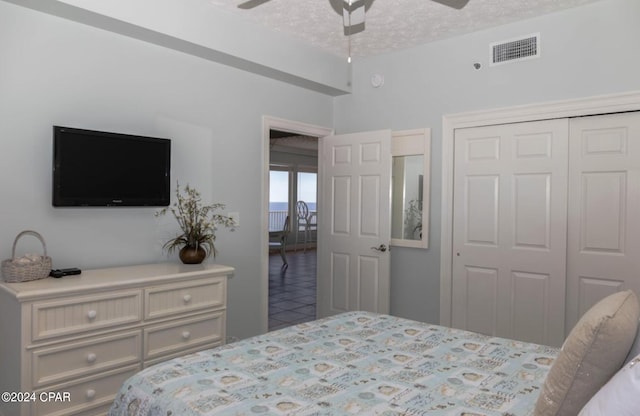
[261,117,332,333]
[268,129,319,330]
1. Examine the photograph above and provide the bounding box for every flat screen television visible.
[53,126,171,207]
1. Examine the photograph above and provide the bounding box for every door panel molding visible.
[441,91,640,330]
[452,119,568,346]
[318,130,392,318]
[566,112,640,330]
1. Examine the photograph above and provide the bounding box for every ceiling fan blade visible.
[430,0,470,9]
[237,0,272,10]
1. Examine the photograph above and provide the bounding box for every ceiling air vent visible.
[490,33,540,66]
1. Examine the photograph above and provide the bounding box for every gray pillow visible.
[534,290,640,416]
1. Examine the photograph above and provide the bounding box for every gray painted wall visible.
[1,0,639,338]
[333,0,640,325]
[0,1,332,339]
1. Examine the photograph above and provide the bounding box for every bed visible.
[109,311,558,415]
[109,289,640,416]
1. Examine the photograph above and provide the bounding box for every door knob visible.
[371,244,388,252]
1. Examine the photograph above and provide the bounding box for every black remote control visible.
[49,269,64,278]
[49,268,82,278]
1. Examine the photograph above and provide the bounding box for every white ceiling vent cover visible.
[490,33,540,66]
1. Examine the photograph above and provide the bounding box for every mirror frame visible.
[390,129,431,249]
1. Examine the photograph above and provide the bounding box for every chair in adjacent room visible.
[295,200,317,252]
[269,215,290,268]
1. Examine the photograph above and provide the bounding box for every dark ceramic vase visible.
[179,246,207,264]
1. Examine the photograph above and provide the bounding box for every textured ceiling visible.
[207,0,603,58]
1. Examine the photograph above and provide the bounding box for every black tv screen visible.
[53,126,171,207]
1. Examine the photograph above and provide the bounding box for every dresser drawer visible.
[31,330,141,388]
[31,290,142,341]
[145,277,226,320]
[144,312,224,360]
[32,364,140,416]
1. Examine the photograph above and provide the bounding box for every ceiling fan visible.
[237,0,470,36]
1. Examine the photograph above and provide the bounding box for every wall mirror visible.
[391,129,431,249]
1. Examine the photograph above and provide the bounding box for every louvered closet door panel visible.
[452,119,569,347]
[566,112,640,331]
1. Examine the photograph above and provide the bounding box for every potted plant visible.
[404,199,423,240]
[157,183,235,264]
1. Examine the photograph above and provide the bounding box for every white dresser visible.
[0,262,233,416]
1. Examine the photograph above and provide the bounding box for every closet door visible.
[452,119,569,347]
[566,112,640,331]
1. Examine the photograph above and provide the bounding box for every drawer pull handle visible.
[87,310,97,320]
[86,353,97,363]
[182,331,191,340]
[183,294,192,303]
[86,389,96,400]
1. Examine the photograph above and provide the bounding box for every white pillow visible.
[578,354,640,416]
[624,320,640,365]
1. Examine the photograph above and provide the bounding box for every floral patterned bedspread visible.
[109,311,557,416]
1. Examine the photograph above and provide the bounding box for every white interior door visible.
[566,112,640,331]
[317,130,392,318]
[452,119,569,347]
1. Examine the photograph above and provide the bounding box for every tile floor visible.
[268,249,317,331]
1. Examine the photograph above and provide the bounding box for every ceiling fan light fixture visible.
[342,0,365,13]
[343,0,365,26]
[342,0,366,37]
[344,5,365,27]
